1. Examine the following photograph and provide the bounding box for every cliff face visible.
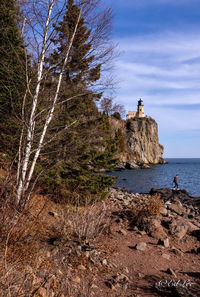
[110,116,165,168]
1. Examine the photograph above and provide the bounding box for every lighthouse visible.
[126,99,145,120]
[137,98,144,117]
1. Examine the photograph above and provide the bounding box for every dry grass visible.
[67,201,110,241]
[131,193,163,228]
[146,193,163,216]
[0,186,111,296]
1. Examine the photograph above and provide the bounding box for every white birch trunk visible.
[16,0,55,204]
[24,5,83,194]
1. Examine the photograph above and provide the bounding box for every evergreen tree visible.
[0,0,26,157]
[48,0,101,93]
[40,0,117,202]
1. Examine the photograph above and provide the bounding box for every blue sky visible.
[104,0,200,158]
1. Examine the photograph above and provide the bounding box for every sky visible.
[104,0,200,158]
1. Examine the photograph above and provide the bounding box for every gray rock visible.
[158,237,170,248]
[160,207,168,216]
[167,203,185,216]
[170,221,189,239]
[135,242,147,251]
[101,259,108,266]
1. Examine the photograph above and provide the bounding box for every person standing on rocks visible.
[173,174,179,190]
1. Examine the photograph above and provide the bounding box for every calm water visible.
[108,158,200,197]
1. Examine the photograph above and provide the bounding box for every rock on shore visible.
[110,187,200,236]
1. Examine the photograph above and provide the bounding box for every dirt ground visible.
[86,198,200,297]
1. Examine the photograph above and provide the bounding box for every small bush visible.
[112,112,121,120]
[147,193,163,216]
[66,199,110,241]
[131,193,163,228]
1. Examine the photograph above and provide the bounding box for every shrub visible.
[112,112,121,120]
[147,193,163,216]
[64,199,110,241]
[39,162,115,204]
[131,193,163,228]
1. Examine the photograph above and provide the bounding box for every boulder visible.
[146,218,168,239]
[149,188,192,203]
[135,242,147,251]
[170,220,189,240]
[158,237,170,248]
[167,202,185,216]
[160,207,168,216]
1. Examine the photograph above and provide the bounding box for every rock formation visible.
[110,116,165,169]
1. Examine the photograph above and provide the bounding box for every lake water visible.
[108,158,200,197]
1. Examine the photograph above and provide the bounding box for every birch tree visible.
[15,0,115,206]
[16,0,84,205]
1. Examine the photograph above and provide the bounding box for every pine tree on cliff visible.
[40,0,117,202]
[0,0,26,157]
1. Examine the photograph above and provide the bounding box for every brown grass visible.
[0,187,111,296]
[131,193,163,228]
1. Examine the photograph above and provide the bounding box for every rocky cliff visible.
[110,116,165,169]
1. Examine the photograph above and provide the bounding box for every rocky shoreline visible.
[107,187,200,296]
[1,187,199,297]
[110,187,200,243]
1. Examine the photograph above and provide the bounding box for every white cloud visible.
[117,32,200,63]
[113,31,200,107]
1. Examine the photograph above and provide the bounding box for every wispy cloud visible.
[114,31,200,107]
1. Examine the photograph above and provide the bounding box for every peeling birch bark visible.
[16,0,55,204]
[25,5,83,194]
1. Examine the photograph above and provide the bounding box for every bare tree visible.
[99,97,125,117]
